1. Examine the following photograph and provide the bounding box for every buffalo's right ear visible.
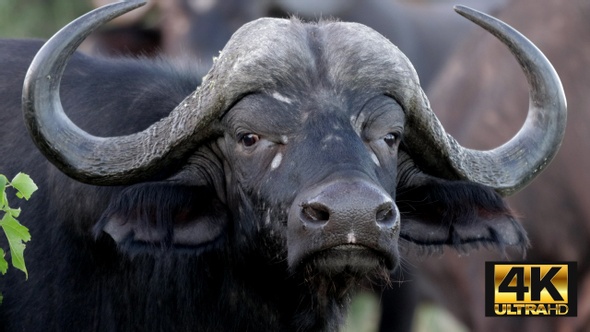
[95,182,229,253]
[395,150,528,254]
[397,179,528,254]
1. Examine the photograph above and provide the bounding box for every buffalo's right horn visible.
[22,0,222,185]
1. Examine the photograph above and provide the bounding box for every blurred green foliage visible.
[0,0,91,38]
[341,292,468,332]
[342,292,381,332]
[413,303,468,332]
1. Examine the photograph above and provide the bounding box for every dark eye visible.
[240,133,260,147]
[383,133,399,147]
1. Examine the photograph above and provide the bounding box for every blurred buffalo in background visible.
[88,0,507,90]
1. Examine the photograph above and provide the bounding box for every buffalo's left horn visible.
[404,6,567,196]
[23,0,221,185]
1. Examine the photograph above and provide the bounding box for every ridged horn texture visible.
[22,0,223,185]
[403,6,567,196]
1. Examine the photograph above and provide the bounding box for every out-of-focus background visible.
[0,0,90,38]
[1,0,587,331]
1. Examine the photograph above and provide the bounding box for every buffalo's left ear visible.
[397,178,528,253]
[95,182,229,253]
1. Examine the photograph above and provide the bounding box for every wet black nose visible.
[299,181,397,229]
[287,177,400,270]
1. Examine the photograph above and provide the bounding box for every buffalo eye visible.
[383,133,399,147]
[240,133,260,147]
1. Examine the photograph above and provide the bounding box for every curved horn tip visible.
[444,3,566,195]
[453,5,491,22]
[453,5,512,32]
[21,0,152,186]
[99,0,147,10]
[453,5,476,14]
[124,0,148,5]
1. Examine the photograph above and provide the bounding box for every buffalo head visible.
[22,0,565,286]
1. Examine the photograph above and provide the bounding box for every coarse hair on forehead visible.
[204,17,424,113]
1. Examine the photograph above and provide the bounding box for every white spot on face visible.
[321,135,343,144]
[281,135,289,144]
[371,152,381,167]
[351,112,366,136]
[271,153,283,170]
[301,112,310,122]
[272,92,293,104]
[347,232,356,244]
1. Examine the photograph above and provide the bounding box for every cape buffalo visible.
[0,0,565,331]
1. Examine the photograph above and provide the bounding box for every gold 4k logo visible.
[485,262,577,316]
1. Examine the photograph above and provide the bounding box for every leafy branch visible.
[0,173,37,282]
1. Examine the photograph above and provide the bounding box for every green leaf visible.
[0,248,7,275]
[0,175,7,210]
[0,213,31,278]
[11,173,38,200]
[7,207,21,218]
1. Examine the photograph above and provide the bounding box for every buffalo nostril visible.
[375,203,396,226]
[300,203,330,225]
